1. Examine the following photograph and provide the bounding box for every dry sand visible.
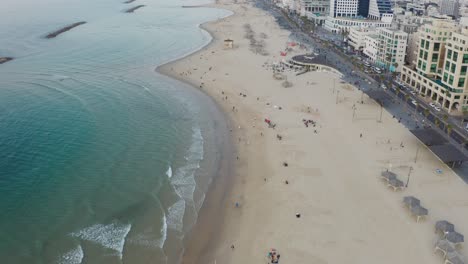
[158,0,468,263]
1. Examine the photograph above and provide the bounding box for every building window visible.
[453,51,458,61]
[445,61,450,71]
[463,54,468,64]
[449,75,454,85]
[444,73,448,82]
[434,43,440,51]
[432,53,438,62]
[458,78,465,87]
[451,64,456,73]
[425,41,429,49]
[430,64,437,73]
[461,66,467,75]
[448,50,452,59]
[422,62,427,71]
[424,51,428,60]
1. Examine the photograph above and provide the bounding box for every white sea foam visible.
[166,166,172,178]
[70,222,131,259]
[167,199,186,232]
[57,245,83,264]
[170,127,204,202]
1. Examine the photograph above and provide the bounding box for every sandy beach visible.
[158,0,468,263]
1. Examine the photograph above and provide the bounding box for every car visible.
[365,70,370,73]
[429,102,436,107]
[410,91,416,95]
[380,84,387,89]
[411,100,418,105]
[434,106,441,112]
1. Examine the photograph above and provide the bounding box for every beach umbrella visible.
[403,196,420,209]
[387,178,404,191]
[381,171,397,181]
[446,231,464,244]
[435,220,455,235]
[445,251,465,264]
[410,205,428,222]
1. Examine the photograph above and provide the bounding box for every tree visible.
[443,114,448,122]
[424,109,430,119]
[446,124,453,136]
[396,88,401,96]
[435,118,440,127]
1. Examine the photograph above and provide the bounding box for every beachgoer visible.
[360,133,362,138]
[231,245,235,250]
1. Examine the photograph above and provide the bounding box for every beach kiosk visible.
[224,39,234,49]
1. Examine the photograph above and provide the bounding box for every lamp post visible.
[406,166,413,188]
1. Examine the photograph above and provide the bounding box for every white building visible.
[363,34,379,62]
[324,0,393,33]
[324,17,392,33]
[348,27,377,51]
[375,28,408,72]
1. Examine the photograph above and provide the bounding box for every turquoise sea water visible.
[0,0,231,263]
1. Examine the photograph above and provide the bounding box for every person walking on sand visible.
[360,133,362,138]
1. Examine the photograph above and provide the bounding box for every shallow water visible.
[0,0,231,263]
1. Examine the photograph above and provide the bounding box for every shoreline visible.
[159,0,468,263]
[156,3,239,264]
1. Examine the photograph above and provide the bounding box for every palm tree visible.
[446,124,453,136]
[396,88,401,96]
[435,118,440,127]
[443,114,448,123]
[423,109,430,122]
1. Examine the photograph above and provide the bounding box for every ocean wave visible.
[70,222,131,259]
[57,245,83,264]
[167,199,185,232]
[170,127,204,201]
[166,166,172,179]
[128,214,167,249]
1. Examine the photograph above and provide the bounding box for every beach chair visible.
[434,239,456,259]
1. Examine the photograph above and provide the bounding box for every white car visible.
[410,91,416,95]
[429,102,436,108]
[434,106,441,112]
[411,100,418,105]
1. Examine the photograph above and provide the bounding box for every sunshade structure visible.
[410,128,468,168]
[435,220,455,236]
[434,239,456,258]
[381,171,397,182]
[410,128,448,146]
[445,251,465,264]
[387,178,405,191]
[366,90,393,104]
[403,196,420,209]
[429,144,468,167]
[446,231,464,245]
[410,205,428,222]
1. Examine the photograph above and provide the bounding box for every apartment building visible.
[363,34,379,62]
[401,21,468,113]
[348,27,376,51]
[376,28,407,72]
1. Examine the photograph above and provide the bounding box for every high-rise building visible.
[375,28,407,72]
[401,20,468,113]
[324,0,393,33]
[368,0,393,21]
[329,0,359,17]
[439,0,460,19]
